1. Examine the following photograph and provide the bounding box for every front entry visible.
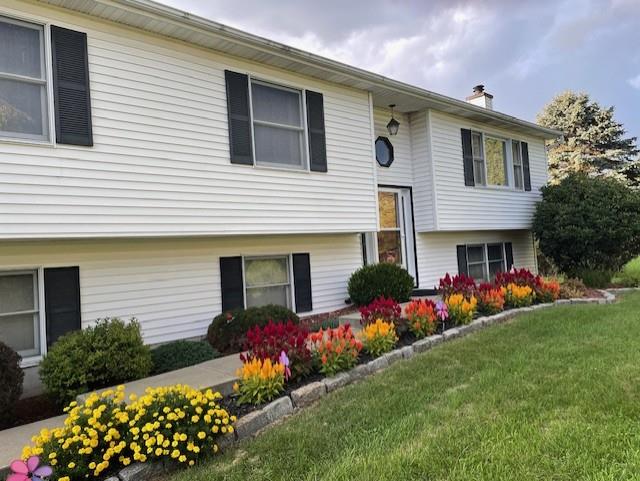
[362,187,417,283]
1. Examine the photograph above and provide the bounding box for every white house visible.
[0,0,560,377]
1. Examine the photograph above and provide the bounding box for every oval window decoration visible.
[375,136,394,167]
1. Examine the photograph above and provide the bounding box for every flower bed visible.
[8,267,614,481]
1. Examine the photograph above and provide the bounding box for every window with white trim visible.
[244,255,292,308]
[0,16,49,142]
[471,131,510,187]
[0,270,42,358]
[512,140,525,190]
[466,243,506,282]
[250,80,307,169]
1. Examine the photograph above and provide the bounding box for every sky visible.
[159,0,640,139]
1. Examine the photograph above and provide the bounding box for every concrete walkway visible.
[0,353,242,470]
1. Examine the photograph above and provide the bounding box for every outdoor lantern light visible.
[386,104,400,136]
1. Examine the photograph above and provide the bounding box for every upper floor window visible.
[250,80,306,169]
[471,132,509,187]
[0,16,49,142]
[512,140,525,190]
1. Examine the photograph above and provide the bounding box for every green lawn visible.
[174,293,640,481]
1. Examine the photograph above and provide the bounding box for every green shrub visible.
[207,304,299,353]
[559,278,587,299]
[151,340,219,375]
[0,341,24,429]
[40,318,152,404]
[533,173,640,277]
[612,256,640,287]
[347,263,414,306]
[575,268,614,288]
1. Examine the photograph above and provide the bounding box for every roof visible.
[38,0,561,139]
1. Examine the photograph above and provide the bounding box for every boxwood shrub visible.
[151,340,219,375]
[207,304,299,354]
[39,318,152,404]
[347,263,414,306]
[0,341,24,429]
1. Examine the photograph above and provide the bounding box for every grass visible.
[173,293,640,481]
[612,256,640,287]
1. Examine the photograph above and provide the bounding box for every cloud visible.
[629,74,640,90]
[158,0,640,137]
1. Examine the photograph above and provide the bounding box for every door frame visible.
[364,185,418,287]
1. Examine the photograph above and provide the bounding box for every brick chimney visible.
[466,85,493,110]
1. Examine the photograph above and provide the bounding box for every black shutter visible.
[224,70,253,165]
[305,90,327,172]
[456,245,468,276]
[522,141,532,191]
[292,253,313,313]
[505,242,514,270]
[44,267,81,348]
[220,256,244,311]
[51,26,93,146]
[461,129,474,186]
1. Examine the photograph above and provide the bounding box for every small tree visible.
[533,173,640,277]
[537,91,638,185]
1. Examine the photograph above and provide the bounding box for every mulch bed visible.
[8,394,62,429]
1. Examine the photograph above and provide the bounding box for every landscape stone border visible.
[91,291,617,480]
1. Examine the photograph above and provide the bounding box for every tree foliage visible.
[537,91,639,185]
[533,173,640,276]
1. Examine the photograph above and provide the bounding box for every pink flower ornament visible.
[435,300,449,321]
[8,456,52,481]
[279,350,291,381]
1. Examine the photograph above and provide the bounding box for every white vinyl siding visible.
[0,234,362,345]
[414,230,536,289]
[373,107,413,187]
[0,2,377,239]
[429,110,548,231]
[410,111,435,231]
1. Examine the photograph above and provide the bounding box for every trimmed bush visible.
[0,341,24,429]
[207,304,299,354]
[151,340,219,375]
[39,318,152,404]
[533,173,640,276]
[347,263,414,306]
[612,257,640,287]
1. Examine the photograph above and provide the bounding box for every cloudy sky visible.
[160,0,640,138]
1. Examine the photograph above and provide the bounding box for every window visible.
[377,191,403,265]
[0,16,49,142]
[465,244,506,282]
[244,256,292,308]
[471,131,486,186]
[466,245,487,281]
[0,270,41,358]
[251,80,306,169]
[512,140,524,190]
[375,136,394,167]
[485,137,508,186]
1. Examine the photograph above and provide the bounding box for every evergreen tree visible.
[537,91,638,185]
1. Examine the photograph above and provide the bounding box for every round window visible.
[375,136,394,167]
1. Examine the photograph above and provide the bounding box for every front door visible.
[363,188,416,282]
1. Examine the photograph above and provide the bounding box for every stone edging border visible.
[101,289,624,481]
